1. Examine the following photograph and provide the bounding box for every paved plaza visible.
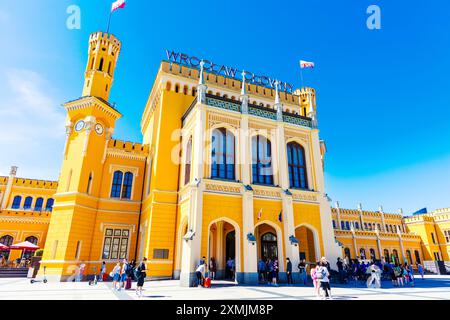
[0,275,450,300]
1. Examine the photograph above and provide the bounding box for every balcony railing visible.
[181,94,313,128]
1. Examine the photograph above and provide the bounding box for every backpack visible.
[316,267,326,280]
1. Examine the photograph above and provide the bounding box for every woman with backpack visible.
[316,261,332,299]
[135,257,147,297]
[311,262,320,297]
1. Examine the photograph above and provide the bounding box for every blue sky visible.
[0,1,449,214]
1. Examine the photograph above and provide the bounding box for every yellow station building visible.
[1,31,449,284]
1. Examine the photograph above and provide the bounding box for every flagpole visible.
[300,66,304,89]
[106,10,112,33]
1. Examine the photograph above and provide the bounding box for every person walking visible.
[417,263,424,279]
[311,263,320,297]
[298,259,307,285]
[286,258,293,285]
[119,259,129,290]
[99,261,106,282]
[196,261,206,287]
[136,257,147,297]
[272,259,279,286]
[226,257,233,280]
[258,259,266,282]
[111,262,121,290]
[316,261,332,299]
[209,257,217,280]
[337,258,344,284]
[129,259,136,281]
[366,263,381,288]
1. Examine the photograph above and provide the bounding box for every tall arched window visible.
[345,221,350,230]
[111,171,124,198]
[370,248,376,261]
[25,236,38,245]
[24,197,33,210]
[384,249,390,262]
[184,137,192,185]
[332,220,337,229]
[287,142,308,189]
[34,198,44,211]
[99,58,104,71]
[252,135,273,185]
[355,222,360,229]
[121,172,133,200]
[360,248,366,259]
[45,198,54,212]
[0,235,13,246]
[344,247,351,259]
[211,128,235,180]
[341,221,345,230]
[392,249,399,264]
[406,250,413,264]
[12,196,22,209]
[414,250,421,264]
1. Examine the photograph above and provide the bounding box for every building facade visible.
[0,31,448,284]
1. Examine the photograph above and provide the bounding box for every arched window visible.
[355,222,360,229]
[252,135,273,185]
[287,142,308,189]
[383,249,390,262]
[99,58,104,71]
[406,250,413,264]
[211,128,235,180]
[377,223,381,231]
[392,249,399,264]
[12,196,22,209]
[345,221,350,230]
[332,220,337,229]
[414,250,421,264]
[344,247,351,259]
[184,137,192,185]
[108,61,112,75]
[166,82,172,91]
[25,236,38,245]
[370,248,376,261]
[360,248,366,259]
[45,198,54,212]
[121,172,133,200]
[110,171,124,198]
[0,235,13,246]
[175,84,180,93]
[261,232,277,241]
[341,221,345,230]
[34,198,44,211]
[364,222,368,230]
[24,197,33,210]
[183,85,188,95]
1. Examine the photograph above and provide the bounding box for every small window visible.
[45,198,54,212]
[24,197,33,210]
[99,58,104,71]
[153,249,169,259]
[12,196,22,209]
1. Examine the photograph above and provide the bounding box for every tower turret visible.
[82,32,121,101]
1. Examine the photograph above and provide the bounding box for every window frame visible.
[286,141,309,190]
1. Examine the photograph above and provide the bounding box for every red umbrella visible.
[9,241,39,251]
[0,243,9,251]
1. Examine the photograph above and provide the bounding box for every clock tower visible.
[41,32,122,280]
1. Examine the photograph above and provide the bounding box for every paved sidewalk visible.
[0,275,449,300]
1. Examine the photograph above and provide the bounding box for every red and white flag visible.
[300,60,315,69]
[111,0,126,12]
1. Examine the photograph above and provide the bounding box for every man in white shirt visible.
[196,262,206,287]
[317,261,332,299]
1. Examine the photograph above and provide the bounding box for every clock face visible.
[75,120,85,132]
[95,123,104,135]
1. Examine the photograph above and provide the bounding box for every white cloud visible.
[0,69,66,179]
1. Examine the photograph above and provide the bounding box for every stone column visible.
[0,166,18,209]
[180,104,206,287]
[239,112,258,284]
[397,225,406,263]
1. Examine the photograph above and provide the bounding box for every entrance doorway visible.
[260,233,278,260]
[295,225,318,263]
[208,220,237,281]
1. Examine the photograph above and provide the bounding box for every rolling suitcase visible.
[125,277,132,290]
[204,277,211,288]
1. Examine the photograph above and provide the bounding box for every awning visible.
[9,241,39,251]
[0,243,9,251]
